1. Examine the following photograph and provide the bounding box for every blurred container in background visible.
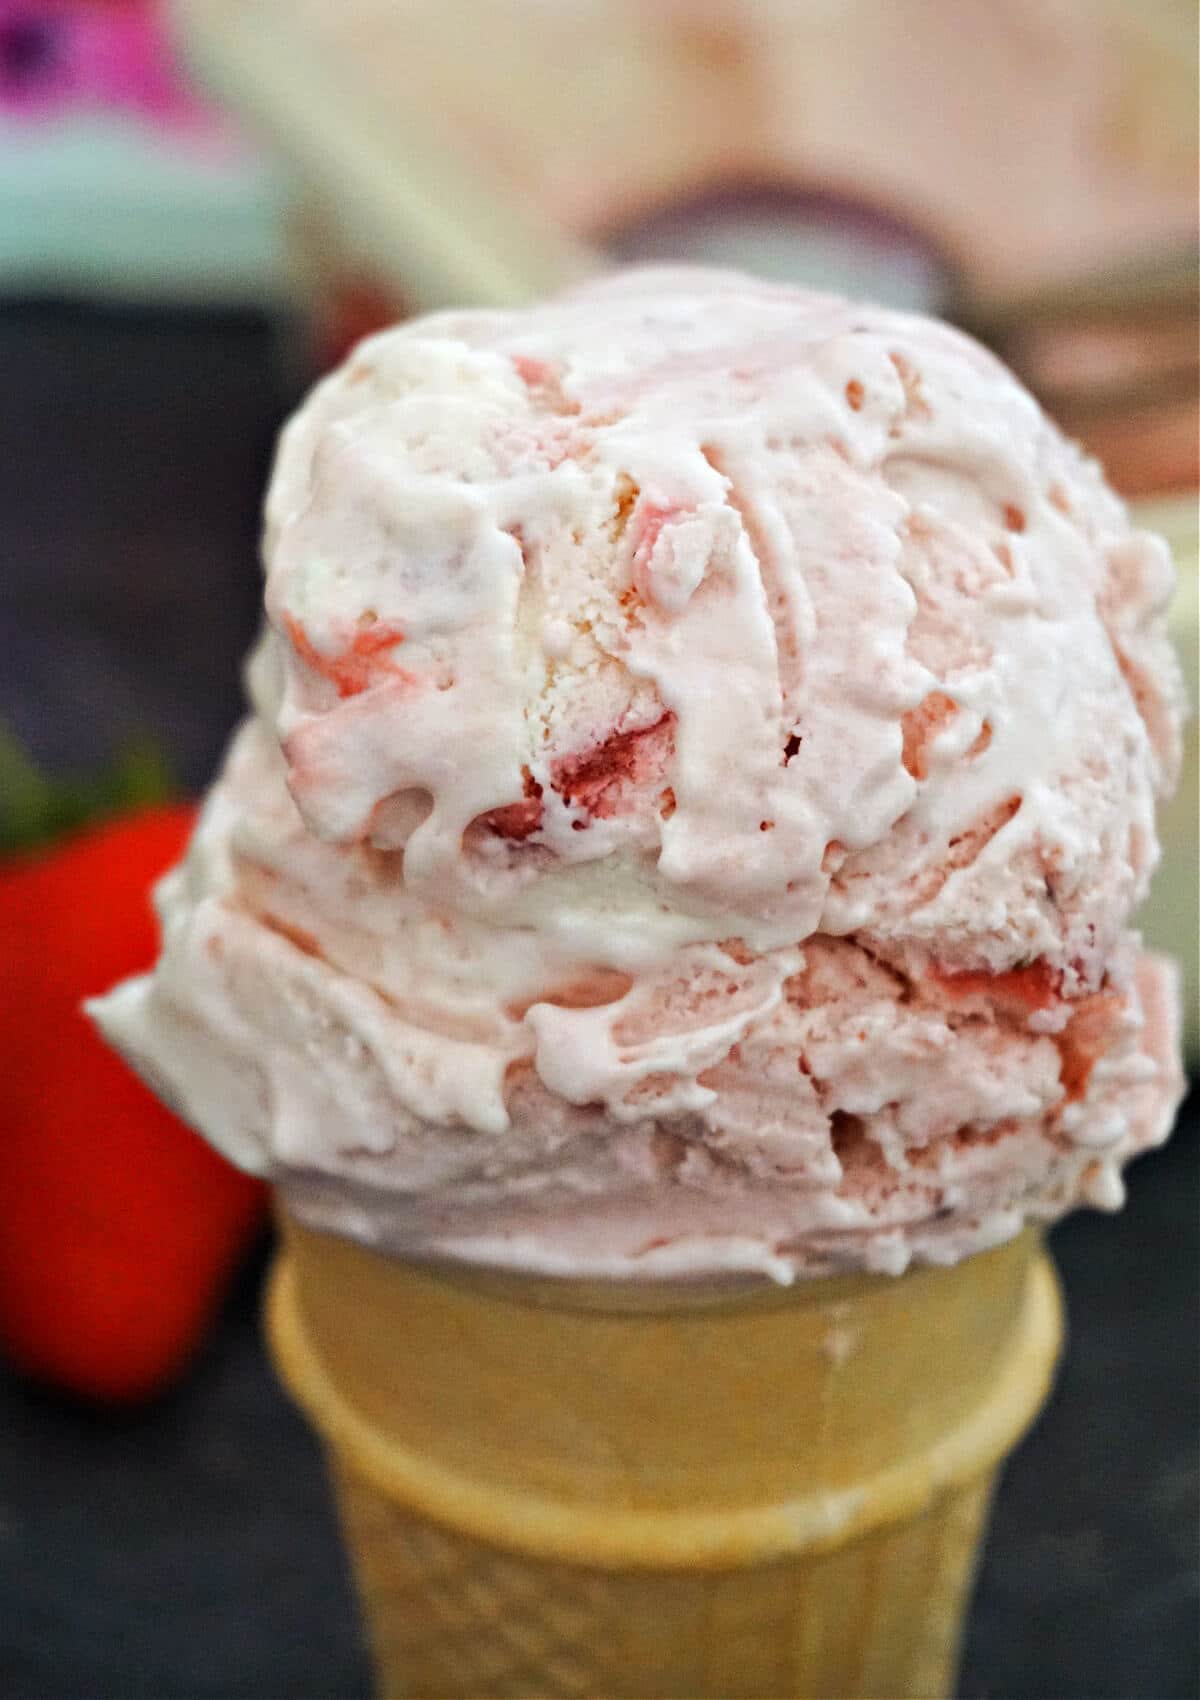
[174,3,1196,361]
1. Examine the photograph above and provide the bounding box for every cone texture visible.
[267,1221,1062,1699]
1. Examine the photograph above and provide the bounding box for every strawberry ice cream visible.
[92,268,1186,1280]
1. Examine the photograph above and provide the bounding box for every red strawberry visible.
[0,805,267,1404]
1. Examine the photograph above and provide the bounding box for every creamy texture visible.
[92,268,1186,1280]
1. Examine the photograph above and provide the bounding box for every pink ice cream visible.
[92,268,1186,1280]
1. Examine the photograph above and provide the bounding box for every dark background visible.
[0,304,1196,1700]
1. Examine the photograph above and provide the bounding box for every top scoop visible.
[93,267,1186,1280]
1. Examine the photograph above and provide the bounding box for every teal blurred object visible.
[0,0,287,303]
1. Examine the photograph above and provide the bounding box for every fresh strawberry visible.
[0,805,267,1404]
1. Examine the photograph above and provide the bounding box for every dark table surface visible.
[0,303,1196,1700]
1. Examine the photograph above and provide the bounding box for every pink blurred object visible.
[0,0,218,133]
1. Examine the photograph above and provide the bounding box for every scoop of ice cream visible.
[92,267,1186,1280]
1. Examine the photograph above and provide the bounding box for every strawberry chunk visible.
[933,959,1063,1016]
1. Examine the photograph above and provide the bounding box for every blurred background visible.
[0,3,1196,1696]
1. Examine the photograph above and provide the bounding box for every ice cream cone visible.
[266,1217,1063,1699]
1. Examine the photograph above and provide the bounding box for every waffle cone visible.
[267,1219,1062,1699]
